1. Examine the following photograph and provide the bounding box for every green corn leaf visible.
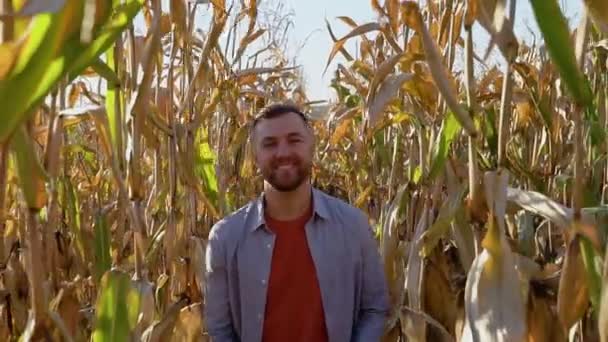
[428,111,462,181]
[530,0,593,107]
[0,0,144,144]
[483,107,498,160]
[92,270,141,342]
[8,14,54,78]
[9,125,48,210]
[196,133,219,207]
[585,106,606,148]
[418,185,467,257]
[81,57,121,86]
[412,165,422,184]
[579,235,602,315]
[104,43,123,170]
[64,176,86,264]
[0,11,63,143]
[66,0,144,79]
[94,213,112,283]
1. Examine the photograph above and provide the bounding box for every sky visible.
[279,0,583,102]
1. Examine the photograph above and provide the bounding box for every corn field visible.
[0,0,607,340]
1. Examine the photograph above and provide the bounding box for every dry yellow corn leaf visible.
[371,0,386,16]
[526,293,565,342]
[141,298,189,342]
[10,125,48,210]
[464,0,478,28]
[0,41,22,80]
[423,248,457,339]
[493,0,507,35]
[403,205,429,341]
[330,119,351,146]
[557,234,589,331]
[324,22,381,73]
[400,1,477,136]
[600,277,608,342]
[387,0,400,34]
[583,0,608,34]
[366,73,413,126]
[462,171,527,342]
[170,303,204,342]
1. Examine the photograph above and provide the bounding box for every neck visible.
[263,181,312,221]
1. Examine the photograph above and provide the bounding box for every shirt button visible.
[261,279,266,285]
[266,243,271,249]
[258,313,262,320]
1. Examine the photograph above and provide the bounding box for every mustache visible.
[270,157,301,167]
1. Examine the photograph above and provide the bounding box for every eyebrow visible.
[287,132,304,138]
[261,136,276,143]
[260,131,305,140]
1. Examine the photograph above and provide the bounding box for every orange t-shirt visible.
[261,205,329,342]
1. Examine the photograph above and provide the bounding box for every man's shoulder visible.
[316,189,378,244]
[208,199,257,242]
[314,188,368,224]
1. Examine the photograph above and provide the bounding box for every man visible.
[204,103,390,342]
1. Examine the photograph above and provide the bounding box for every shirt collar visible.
[251,187,330,232]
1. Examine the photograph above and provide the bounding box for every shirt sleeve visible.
[351,211,391,342]
[204,224,239,342]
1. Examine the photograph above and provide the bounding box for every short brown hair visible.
[250,103,310,134]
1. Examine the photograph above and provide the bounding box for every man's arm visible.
[351,212,391,342]
[204,225,238,341]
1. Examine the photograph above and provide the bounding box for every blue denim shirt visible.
[204,187,390,342]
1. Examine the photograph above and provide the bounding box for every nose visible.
[275,140,291,158]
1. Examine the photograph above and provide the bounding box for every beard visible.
[261,156,311,192]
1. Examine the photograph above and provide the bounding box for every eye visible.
[262,141,276,148]
[288,137,303,144]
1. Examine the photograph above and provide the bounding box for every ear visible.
[307,129,316,154]
[306,124,315,142]
[248,136,256,157]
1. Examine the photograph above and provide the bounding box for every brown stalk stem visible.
[0,144,7,237]
[175,16,224,120]
[224,16,232,63]
[446,2,456,71]
[0,4,14,254]
[1,0,13,41]
[26,209,45,319]
[575,7,589,70]
[497,0,517,168]
[132,202,143,280]
[113,41,125,172]
[508,0,516,22]
[110,39,127,260]
[0,1,11,245]
[388,133,400,200]
[603,85,608,277]
[106,149,142,270]
[148,63,163,235]
[44,94,62,289]
[572,105,583,221]
[464,24,478,204]
[128,25,138,95]
[572,10,588,221]
[601,86,607,204]
[230,10,238,60]
[418,126,427,179]
[130,108,144,281]
[497,61,514,168]
[164,35,178,268]
[132,0,161,279]
[185,3,197,236]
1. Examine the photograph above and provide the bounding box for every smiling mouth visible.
[276,164,295,171]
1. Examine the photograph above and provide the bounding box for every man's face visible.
[252,112,314,192]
